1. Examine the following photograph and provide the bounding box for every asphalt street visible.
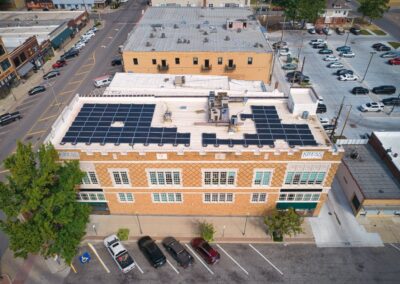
[0,0,147,259]
[65,242,400,284]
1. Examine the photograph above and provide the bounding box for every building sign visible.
[301,151,324,159]
[59,151,80,160]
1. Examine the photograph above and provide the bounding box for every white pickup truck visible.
[104,235,135,273]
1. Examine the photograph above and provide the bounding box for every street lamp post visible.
[344,31,351,46]
[136,214,143,234]
[361,52,376,83]
[242,214,249,236]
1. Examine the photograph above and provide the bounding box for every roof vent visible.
[163,110,172,122]
[197,24,200,29]
[150,33,154,38]
[350,150,359,159]
[203,37,209,43]
[174,75,185,86]
[203,31,208,35]
[177,38,182,44]
[145,42,151,47]
[161,33,166,38]
[111,121,124,127]
[174,24,179,29]
[225,36,230,41]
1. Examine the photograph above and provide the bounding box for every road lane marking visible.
[26,130,46,136]
[185,244,214,275]
[75,70,90,76]
[167,259,179,274]
[0,130,10,136]
[59,90,75,96]
[67,80,83,85]
[249,244,283,276]
[38,115,58,122]
[81,63,95,68]
[389,243,400,252]
[216,244,249,275]
[135,260,144,274]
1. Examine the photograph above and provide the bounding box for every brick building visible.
[316,0,351,26]
[0,36,18,98]
[45,73,343,217]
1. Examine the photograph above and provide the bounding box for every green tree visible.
[264,208,303,241]
[281,0,325,24]
[0,142,90,264]
[358,0,390,22]
[199,221,216,242]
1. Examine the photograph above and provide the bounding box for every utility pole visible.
[339,105,352,138]
[344,31,350,46]
[330,97,345,141]
[300,56,306,73]
[361,52,376,83]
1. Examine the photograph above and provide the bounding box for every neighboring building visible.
[150,0,250,7]
[317,0,351,25]
[122,8,273,83]
[26,0,55,10]
[0,36,18,98]
[0,0,25,10]
[52,0,108,10]
[337,132,400,217]
[45,74,343,217]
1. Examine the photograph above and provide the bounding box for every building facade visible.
[0,0,25,10]
[26,0,54,10]
[317,0,351,25]
[150,0,250,7]
[122,8,273,83]
[46,74,343,217]
[0,37,18,98]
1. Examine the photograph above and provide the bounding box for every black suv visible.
[351,87,369,95]
[336,69,353,76]
[138,236,166,268]
[162,237,194,268]
[375,45,391,52]
[372,85,396,95]
[382,97,400,106]
[111,57,122,66]
[61,49,79,60]
[0,111,21,126]
[287,71,310,83]
[350,26,361,35]
[317,103,327,114]
[28,85,46,96]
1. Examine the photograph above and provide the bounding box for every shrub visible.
[117,228,130,241]
[199,221,216,242]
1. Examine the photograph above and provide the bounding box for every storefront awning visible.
[17,62,34,77]
[276,202,317,210]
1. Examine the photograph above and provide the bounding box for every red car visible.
[389,57,400,65]
[190,237,220,265]
[52,59,67,69]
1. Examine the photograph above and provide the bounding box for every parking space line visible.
[59,90,75,96]
[249,244,283,276]
[82,63,94,68]
[88,243,110,273]
[26,130,45,136]
[185,244,214,275]
[135,260,144,274]
[216,244,249,276]
[167,259,179,274]
[389,243,400,252]
[67,80,83,85]
[38,115,57,122]
[75,70,90,76]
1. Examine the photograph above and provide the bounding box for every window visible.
[253,171,272,186]
[148,170,181,186]
[13,57,21,68]
[203,170,236,186]
[285,171,326,185]
[248,57,253,65]
[251,193,267,203]
[217,57,223,65]
[118,193,134,203]
[1,59,11,71]
[133,58,138,65]
[193,57,198,65]
[0,45,5,56]
[208,4,213,7]
[203,193,234,203]
[19,52,27,63]
[152,193,182,203]
[175,58,180,64]
[152,59,157,65]
[77,192,106,202]
[111,170,130,185]
[82,171,99,185]
[351,195,361,210]
[279,192,320,202]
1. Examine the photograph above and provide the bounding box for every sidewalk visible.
[85,214,315,244]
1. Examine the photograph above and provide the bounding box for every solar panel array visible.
[202,105,317,147]
[61,104,191,146]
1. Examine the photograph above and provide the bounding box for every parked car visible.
[111,57,122,66]
[375,45,391,51]
[162,237,194,268]
[322,27,332,35]
[316,28,324,35]
[282,63,297,70]
[360,102,384,112]
[43,70,60,80]
[336,27,345,35]
[339,73,358,81]
[89,26,98,33]
[316,103,327,114]
[351,87,369,95]
[339,51,355,58]
[290,75,310,83]
[191,237,220,265]
[323,124,336,131]
[279,48,291,56]
[313,43,328,49]
[272,41,287,49]
[286,71,304,79]
[310,39,327,45]
[372,85,396,95]
[389,57,400,65]
[308,28,316,34]
[323,55,339,61]
[319,117,330,126]
[104,235,135,273]
[336,69,353,76]
[0,111,21,126]
[327,62,344,68]
[336,46,351,52]
[381,51,400,58]
[350,26,361,35]
[93,75,113,88]
[372,43,385,49]
[61,49,79,60]
[382,97,400,106]
[52,59,67,69]
[138,236,166,268]
[28,85,46,96]
[74,42,86,50]
[319,49,333,54]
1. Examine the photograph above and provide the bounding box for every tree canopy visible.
[264,208,303,240]
[0,142,90,264]
[357,0,390,21]
[281,0,326,24]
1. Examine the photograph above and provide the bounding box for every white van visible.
[93,75,113,88]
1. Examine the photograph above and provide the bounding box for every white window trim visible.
[151,192,183,203]
[146,169,182,187]
[81,171,99,186]
[252,169,274,187]
[283,170,327,186]
[77,191,107,203]
[202,169,238,187]
[108,169,131,187]
[250,193,268,203]
[117,192,135,203]
[277,192,321,202]
[203,193,235,203]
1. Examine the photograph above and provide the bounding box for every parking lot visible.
[65,242,400,283]
[270,30,400,138]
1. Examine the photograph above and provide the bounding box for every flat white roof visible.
[0,26,57,51]
[290,87,319,105]
[373,132,400,171]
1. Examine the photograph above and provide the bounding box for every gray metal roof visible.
[342,144,400,199]
[123,7,271,53]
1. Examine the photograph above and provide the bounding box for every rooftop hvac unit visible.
[163,110,172,122]
[301,111,309,119]
[174,76,185,86]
